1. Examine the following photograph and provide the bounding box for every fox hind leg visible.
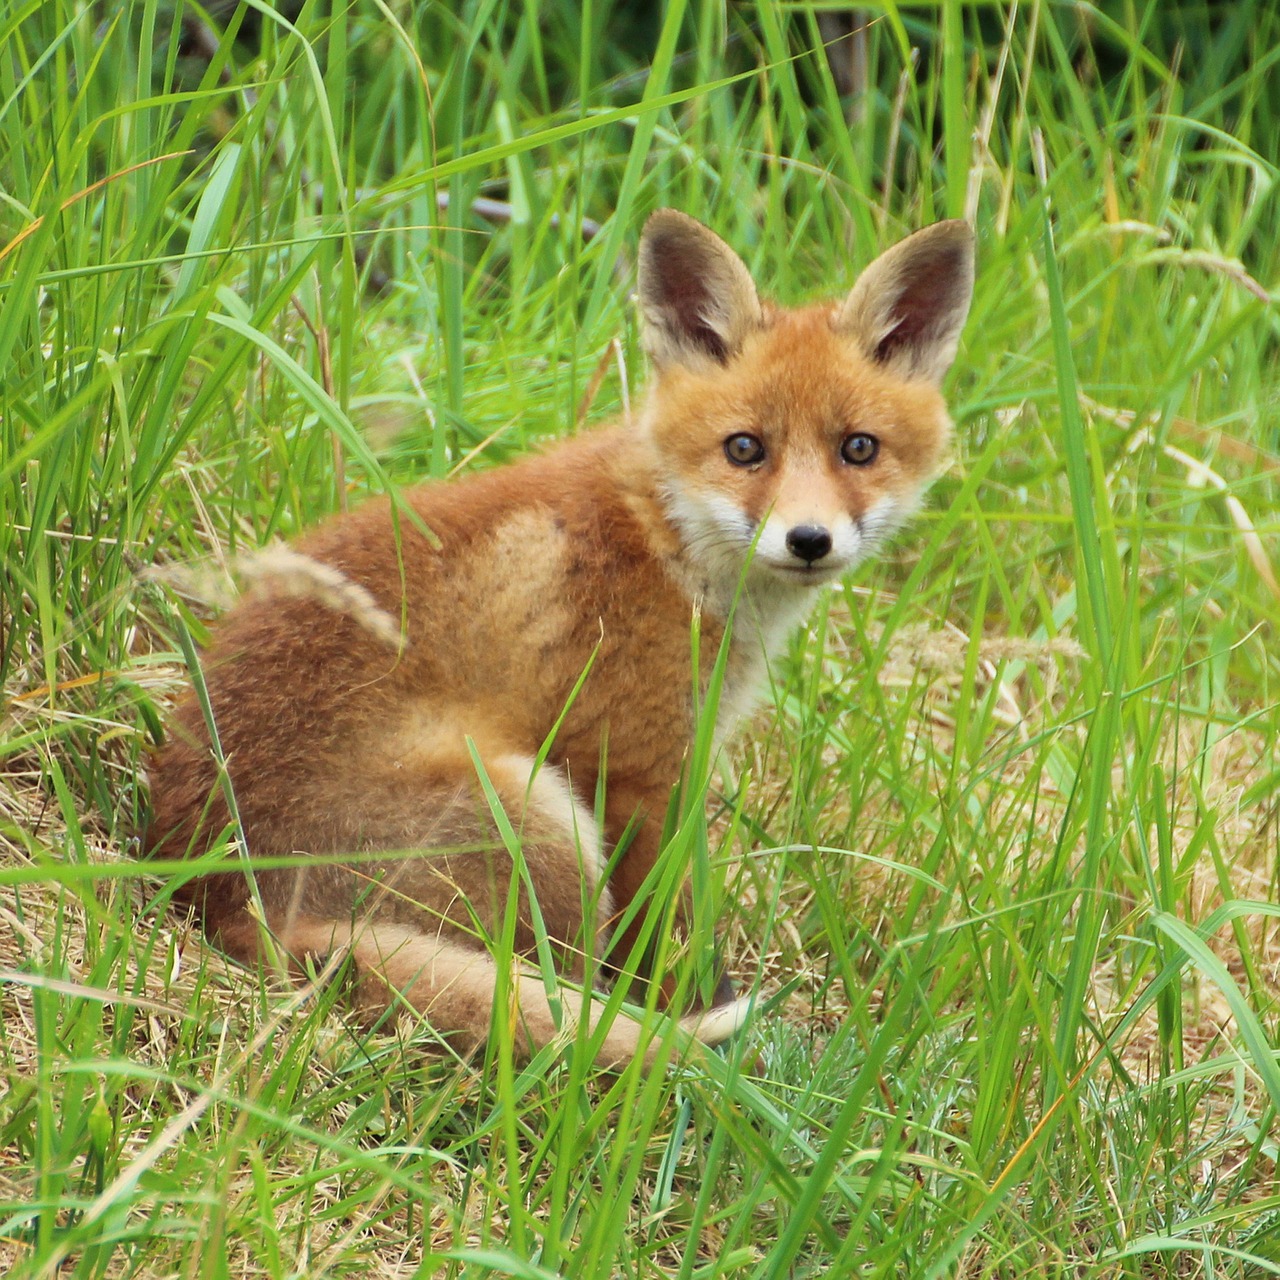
[213,748,751,1067]
[218,750,611,1047]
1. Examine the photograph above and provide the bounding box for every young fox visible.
[148,210,974,1068]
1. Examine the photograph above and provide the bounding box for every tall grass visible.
[1,2,1278,1276]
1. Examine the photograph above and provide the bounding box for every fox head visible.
[636,209,974,598]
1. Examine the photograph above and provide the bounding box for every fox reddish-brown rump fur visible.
[147,209,975,1068]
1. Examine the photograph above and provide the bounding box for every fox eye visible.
[841,433,879,466]
[724,433,766,467]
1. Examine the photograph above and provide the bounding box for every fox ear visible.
[835,220,975,385]
[637,210,762,368]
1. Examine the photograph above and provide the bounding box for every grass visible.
[2,0,1279,1275]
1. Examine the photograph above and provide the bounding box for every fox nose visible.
[785,524,833,564]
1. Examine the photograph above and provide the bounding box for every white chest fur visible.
[713,579,821,742]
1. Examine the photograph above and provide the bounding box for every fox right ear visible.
[835,220,975,386]
[637,210,762,369]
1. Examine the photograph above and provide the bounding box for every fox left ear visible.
[637,209,762,369]
[835,220,975,385]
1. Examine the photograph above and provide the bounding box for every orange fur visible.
[147,210,975,1068]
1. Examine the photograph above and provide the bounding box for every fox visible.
[147,209,975,1070]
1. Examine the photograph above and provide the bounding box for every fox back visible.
[147,209,974,1069]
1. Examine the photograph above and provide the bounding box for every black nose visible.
[785,524,833,564]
